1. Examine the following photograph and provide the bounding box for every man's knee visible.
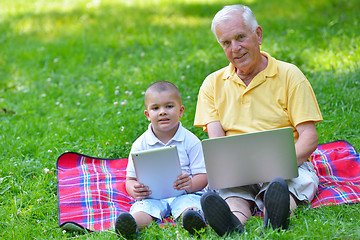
[225,196,253,223]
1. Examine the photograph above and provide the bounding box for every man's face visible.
[215,14,263,75]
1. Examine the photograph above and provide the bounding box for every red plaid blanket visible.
[57,140,360,232]
[310,140,360,208]
[57,152,133,231]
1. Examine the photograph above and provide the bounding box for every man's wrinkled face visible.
[215,14,263,74]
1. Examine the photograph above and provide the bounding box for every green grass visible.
[0,0,359,239]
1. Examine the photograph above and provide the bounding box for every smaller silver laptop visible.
[202,127,299,190]
[131,145,186,199]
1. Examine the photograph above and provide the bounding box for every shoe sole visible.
[263,178,290,230]
[183,210,206,235]
[201,192,242,236]
[115,212,138,238]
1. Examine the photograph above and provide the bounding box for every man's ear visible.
[256,25,263,45]
[144,110,151,121]
[179,105,185,118]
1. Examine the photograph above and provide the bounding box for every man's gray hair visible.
[211,5,258,40]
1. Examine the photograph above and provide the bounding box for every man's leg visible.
[225,196,253,225]
[289,193,297,216]
[263,177,290,230]
[201,192,244,237]
[287,161,319,215]
[260,162,318,230]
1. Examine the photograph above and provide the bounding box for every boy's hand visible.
[132,182,152,200]
[174,173,192,192]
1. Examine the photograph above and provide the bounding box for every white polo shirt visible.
[126,122,206,178]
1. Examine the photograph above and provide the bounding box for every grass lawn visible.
[0,0,359,239]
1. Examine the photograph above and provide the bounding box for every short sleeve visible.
[126,152,136,178]
[126,140,144,178]
[187,141,206,175]
[288,80,323,126]
[194,74,219,132]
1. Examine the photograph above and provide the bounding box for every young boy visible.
[115,81,207,238]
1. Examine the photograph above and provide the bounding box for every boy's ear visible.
[179,105,185,118]
[144,110,151,121]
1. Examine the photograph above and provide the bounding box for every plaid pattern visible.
[57,141,360,231]
[57,152,133,231]
[310,140,360,208]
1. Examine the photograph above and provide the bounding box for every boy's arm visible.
[126,176,152,200]
[174,173,208,194]
[189,173,208,193]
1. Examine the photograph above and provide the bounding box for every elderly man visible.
[194,4,323,237]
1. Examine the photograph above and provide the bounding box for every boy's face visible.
[144,90,184,137]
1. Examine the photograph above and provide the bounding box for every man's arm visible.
[207,121,226,138]
[295,121,319,166]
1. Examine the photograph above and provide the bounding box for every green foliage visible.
[0,0,359,239]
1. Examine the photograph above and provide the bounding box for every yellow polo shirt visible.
[194,52,323,142]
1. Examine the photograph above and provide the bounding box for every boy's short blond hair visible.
[145,81,182,107]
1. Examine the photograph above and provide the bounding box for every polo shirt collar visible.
[145,122,185,145]
[261,51,277,78]
[223,51,278,81]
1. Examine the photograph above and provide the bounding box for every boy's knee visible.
[132,211,155,230]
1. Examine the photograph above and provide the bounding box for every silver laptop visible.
[201,127,298,190]
[131,145,186,199]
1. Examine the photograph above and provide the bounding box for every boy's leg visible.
[170,194,206,234]
[182,208,206,235]
[129,198,170,223]
[115,212,138,238]
[132,211,154,230]
[170,193,202,220]
[115,198,170,236]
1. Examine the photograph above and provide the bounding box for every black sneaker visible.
[115,212,139,239]
[200,192,243,237]
[263,177,290,230]
[183,209,206,235]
